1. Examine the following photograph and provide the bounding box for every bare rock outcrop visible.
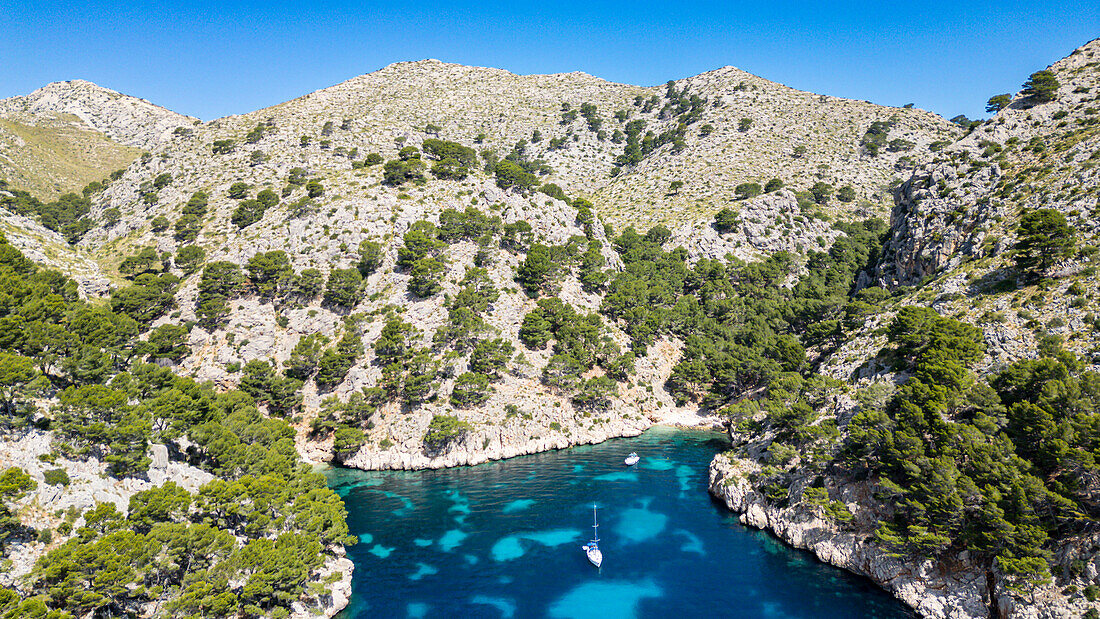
[709,453,1100,619]
[0,79,196,150]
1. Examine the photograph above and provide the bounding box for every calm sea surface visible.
[326,427,914,618]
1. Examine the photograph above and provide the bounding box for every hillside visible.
[0,40,1099,618]
[0,80,195,199]
[0,113,141,199]
[712,37,1100,619]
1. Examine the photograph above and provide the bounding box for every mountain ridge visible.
[2,57,957,229]
[0,38,1099,619]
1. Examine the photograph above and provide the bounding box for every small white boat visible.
[624,452,640,466]
[581,504,602,568]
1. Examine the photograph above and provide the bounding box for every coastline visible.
[706,453,1099,619]
[320,409,726,472]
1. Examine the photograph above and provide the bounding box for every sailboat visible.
[581,504,603,568]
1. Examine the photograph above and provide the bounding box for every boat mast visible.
[592,504,599,542]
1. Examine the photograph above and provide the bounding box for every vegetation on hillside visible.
[0,234,352,617]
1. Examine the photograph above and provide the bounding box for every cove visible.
[327,427,914,618]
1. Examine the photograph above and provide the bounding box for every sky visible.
[2,0,1098,121]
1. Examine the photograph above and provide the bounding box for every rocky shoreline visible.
[342,416,648,471]
[707,453,1100,619]
[326,409,725,471]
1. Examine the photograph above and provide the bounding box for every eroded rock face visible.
[0,80,196,150]
[708,454,1100,619]
[874,161,1003,288]
[670,190,843,262]
[872,38,1100,288]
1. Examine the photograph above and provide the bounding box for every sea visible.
[326,426,914,618]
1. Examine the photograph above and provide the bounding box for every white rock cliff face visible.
[0,80,196,150]
[708,454,1100,619]
[2,40,1100,619]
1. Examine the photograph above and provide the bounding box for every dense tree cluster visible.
[0,180,99,244]
[520,297,629,407]
[0,236,352,616]
[597,220,885,408]
[842,307,1100,585]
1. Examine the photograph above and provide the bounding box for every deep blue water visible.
[326,427,914,618]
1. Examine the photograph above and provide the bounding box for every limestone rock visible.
[0,79,196,150]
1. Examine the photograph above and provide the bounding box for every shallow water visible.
[327,427,914,618]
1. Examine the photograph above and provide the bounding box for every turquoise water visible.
[327,427,914,618]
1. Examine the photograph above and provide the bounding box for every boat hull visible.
[586,547,603,568]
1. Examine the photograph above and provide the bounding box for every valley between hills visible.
[0,37,1098,618]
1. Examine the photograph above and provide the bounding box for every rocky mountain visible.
[712,37,1100,619]
[1,38,1099,618]
[47,55,963,474]
[0,80,195,199]
[0,80,196,149]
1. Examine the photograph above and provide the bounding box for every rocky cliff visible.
[709,453,1100,619]
[0,80,196,150]
[2,38,1100,619]
[874,38,1100,288]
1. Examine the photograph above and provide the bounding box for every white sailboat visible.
[581,504,603,568]
[624,452,639,466]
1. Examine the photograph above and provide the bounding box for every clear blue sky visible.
[3,0,1097,121]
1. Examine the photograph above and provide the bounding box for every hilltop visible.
[0,39,1099,618]
[0,80,195,199]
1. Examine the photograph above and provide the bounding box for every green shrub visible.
[423,414,471,449]
[211,139,235,154]
[714,207,738,233]
[323,268,364,308]
[180,192,208,218]
[173,214,202,242]
[175,245,206,275]
[357,240,383,276]
[735,183,761,200]
[493,161,537,191]
[228,182,250,199]
[516,244,555,296]
[451,373,491,407]
[1021,70,1059,103]
[810,182,833,204]
[407,258,445,297]
[42,468,69,487]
